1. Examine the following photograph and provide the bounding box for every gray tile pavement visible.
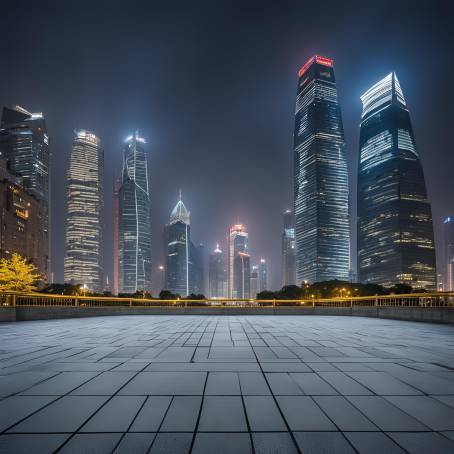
[0,315,453,452]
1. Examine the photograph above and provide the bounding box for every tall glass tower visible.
[293,55,350,284]
[118,133,152,294]
[164,195,192,296]
[259,258,268,291]
[357,73,436,289]
[208,244,227,298]
[228,224,250,298]
[0,105,50,279]
[443,217,454,291]
[281,209,296,287]
[64,130,103,291]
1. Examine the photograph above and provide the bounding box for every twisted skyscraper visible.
[357,73,436,289]
[118,133,152,294]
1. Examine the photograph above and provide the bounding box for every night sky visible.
[0,1,452,292]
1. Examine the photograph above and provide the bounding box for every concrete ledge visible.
[0,305,453,324]
[0,307,17,322]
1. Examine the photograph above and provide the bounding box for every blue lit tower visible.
[118,132,152,293]
[281,209,296,287]
[208,243,227,298]
[357,73,436,289]
[293,55,350,284]
[164,195,191,296]
[259,258,268,291]
[443,217,454,291]
[228,224,250,298]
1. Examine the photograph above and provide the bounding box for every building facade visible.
[0,160,47,275]
[64,131,103,291]
[233,252,251,299]
[112,178,120,295]
[293,56,350,284]
[118,133,152,294]
[357,73,436,289]
[443,217,454,291]
[208,244,227,298]
[190,242,205,295]
[164,197,191,296]
[250,265,259,298]
[228,224,250,298]
[0,105,50,280]
[281,209,296,287]
[259,258,268,292]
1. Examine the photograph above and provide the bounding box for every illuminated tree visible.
[0,253,41,292]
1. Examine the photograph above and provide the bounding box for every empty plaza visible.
[1,315,454,453]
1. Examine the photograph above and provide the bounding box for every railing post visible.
[11,294,16,307]
[74,298,79,307]
[129,299,133,307]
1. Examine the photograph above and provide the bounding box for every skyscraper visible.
[118,133,152,294]
[112,178,120,295]
[208,244,227,298]
[259,258,268,292]
[293,56,350,284]
[357,73,436,289]
[228,224,250,298]
[234,252,251,299]
[0,105,50,279]
[64,130,103,291]
[190,242,205,295]
[442,217,454,291]
[281,209,296,287]
[164,195,191,296]
[0,159,47,274]
[250,265,259,298]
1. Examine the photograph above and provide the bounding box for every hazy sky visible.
[0,0,452,291]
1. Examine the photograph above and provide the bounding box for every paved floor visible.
[0,316,454,454]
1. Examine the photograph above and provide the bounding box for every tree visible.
[40,283,81,295]
[0,253,41,292]
[159,290,180,300]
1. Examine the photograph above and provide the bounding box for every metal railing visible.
[1,291,454,309]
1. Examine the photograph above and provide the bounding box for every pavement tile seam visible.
[0,316,454,453]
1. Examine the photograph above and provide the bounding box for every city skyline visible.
[0,2,452,292]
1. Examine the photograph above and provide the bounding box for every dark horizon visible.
[0,0,452,292]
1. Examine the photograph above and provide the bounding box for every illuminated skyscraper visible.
[64,130,103,291]
[118,133,152,293]
[228,224,250,298]
[208,244,227,298]
[281,209,296,286]
[234,252,251,299]
[443,217,454,291]
[293,56,350,284]
[250,265,259,298]
[259,258,268,291]
[164,195,203,296]
[357,73,436,289]
[112,178,120,295]
[0,160,47,274]
[0,105,50,279]
[164,196,190,295]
